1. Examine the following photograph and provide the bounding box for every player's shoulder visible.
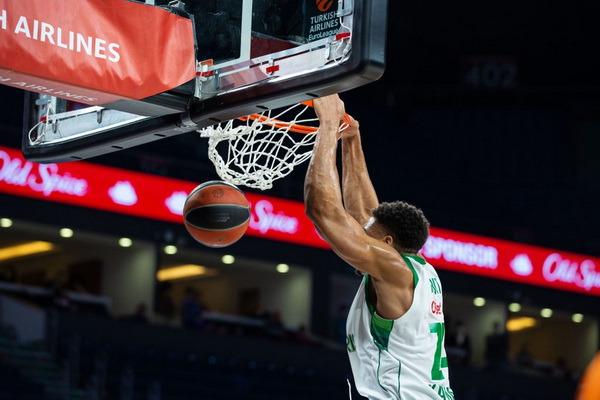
[399,254,430,275]
[380,250,415,278]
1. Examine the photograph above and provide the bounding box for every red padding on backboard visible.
[0,0,196,105]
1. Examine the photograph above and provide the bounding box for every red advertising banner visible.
[0,0,196,105]
[0,146,327,249]
[0,145,598,296]
[422,228,600,297]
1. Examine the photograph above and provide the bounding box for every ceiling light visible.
[276,263,289,273]
[0,241,55,262]
[572,313,584,323]
[0,218,13,228]
[221,255,235,264]
[473,297,486,307]
[506,317,538,332]
[164,245,177,255]
[59,228,74,238]
[156,264,216,281]
[118,238,133,248]
[508,303,521,312]
[540,308,553,318]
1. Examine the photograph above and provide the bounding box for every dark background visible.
[1,0,599,257]
[0,3,598,399]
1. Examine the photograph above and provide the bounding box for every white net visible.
[198,11,353,190]
[199,103,319,190]
[199,102,348,190]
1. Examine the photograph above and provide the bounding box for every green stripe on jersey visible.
[376,350,390,393]
[403,254,426,265]
[364,275,394,351]
[401,255,422,288]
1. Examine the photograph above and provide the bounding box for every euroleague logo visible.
[316,0,334,12]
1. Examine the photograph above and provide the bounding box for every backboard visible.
[21,0,387,163]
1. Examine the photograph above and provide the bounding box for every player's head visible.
[366,201,430,254]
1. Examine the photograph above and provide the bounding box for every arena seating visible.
[0,309,580,399]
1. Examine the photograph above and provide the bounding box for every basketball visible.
[183,180,251,247]
[577,352,600,400]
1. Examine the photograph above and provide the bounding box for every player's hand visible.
[313,94,346,128]
[340,114,359,139]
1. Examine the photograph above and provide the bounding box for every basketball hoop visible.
[199,101,349,190]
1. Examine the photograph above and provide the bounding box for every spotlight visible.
[540,308,553,318]
[164,245,178,255]
[572,313,584,323]
[506,317,537,332]
[276,263,289,274]
[0,218,13,228]
[221,255,235,264]
[60,228,74,238]
[118,238,133,248]
[473,297,486,307]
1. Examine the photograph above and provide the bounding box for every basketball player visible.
[304,95,454,399]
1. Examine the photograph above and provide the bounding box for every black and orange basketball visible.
[183,181,251,247]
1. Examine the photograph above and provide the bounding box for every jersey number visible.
[429,322,448,381]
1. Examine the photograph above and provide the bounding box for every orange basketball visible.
[183,181,250,248]
[577,352,600,400]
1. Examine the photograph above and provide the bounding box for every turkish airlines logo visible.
[316,0,334,12]
[0,150,88,197]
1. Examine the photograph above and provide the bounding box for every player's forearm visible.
[304,123,344,222]
[342,134,378,225]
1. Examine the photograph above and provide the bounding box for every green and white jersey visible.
[346,255,454,400]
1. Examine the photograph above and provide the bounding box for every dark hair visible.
[372,201,430,254]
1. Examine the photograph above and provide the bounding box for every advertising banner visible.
[422,228,600,297]
[0,146,598,296]
[0,0,196,104]
[0,146,327,249]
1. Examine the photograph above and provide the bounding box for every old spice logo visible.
[108,181,137,206]
[510,254,533,276]
[316,0,334,12]
[0,150,88,197]
[249,200,299,234]
[542,253,600,291]
[165,191,187,215]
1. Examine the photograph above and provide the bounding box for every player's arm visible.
[304,96,410,284]
[341,116,379,226]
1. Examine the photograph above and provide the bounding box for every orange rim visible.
[239,100,351,134]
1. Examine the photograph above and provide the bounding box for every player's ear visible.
[383,235,393,246]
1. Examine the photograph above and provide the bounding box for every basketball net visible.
[199,19,352,190]
[199,101,348,190]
